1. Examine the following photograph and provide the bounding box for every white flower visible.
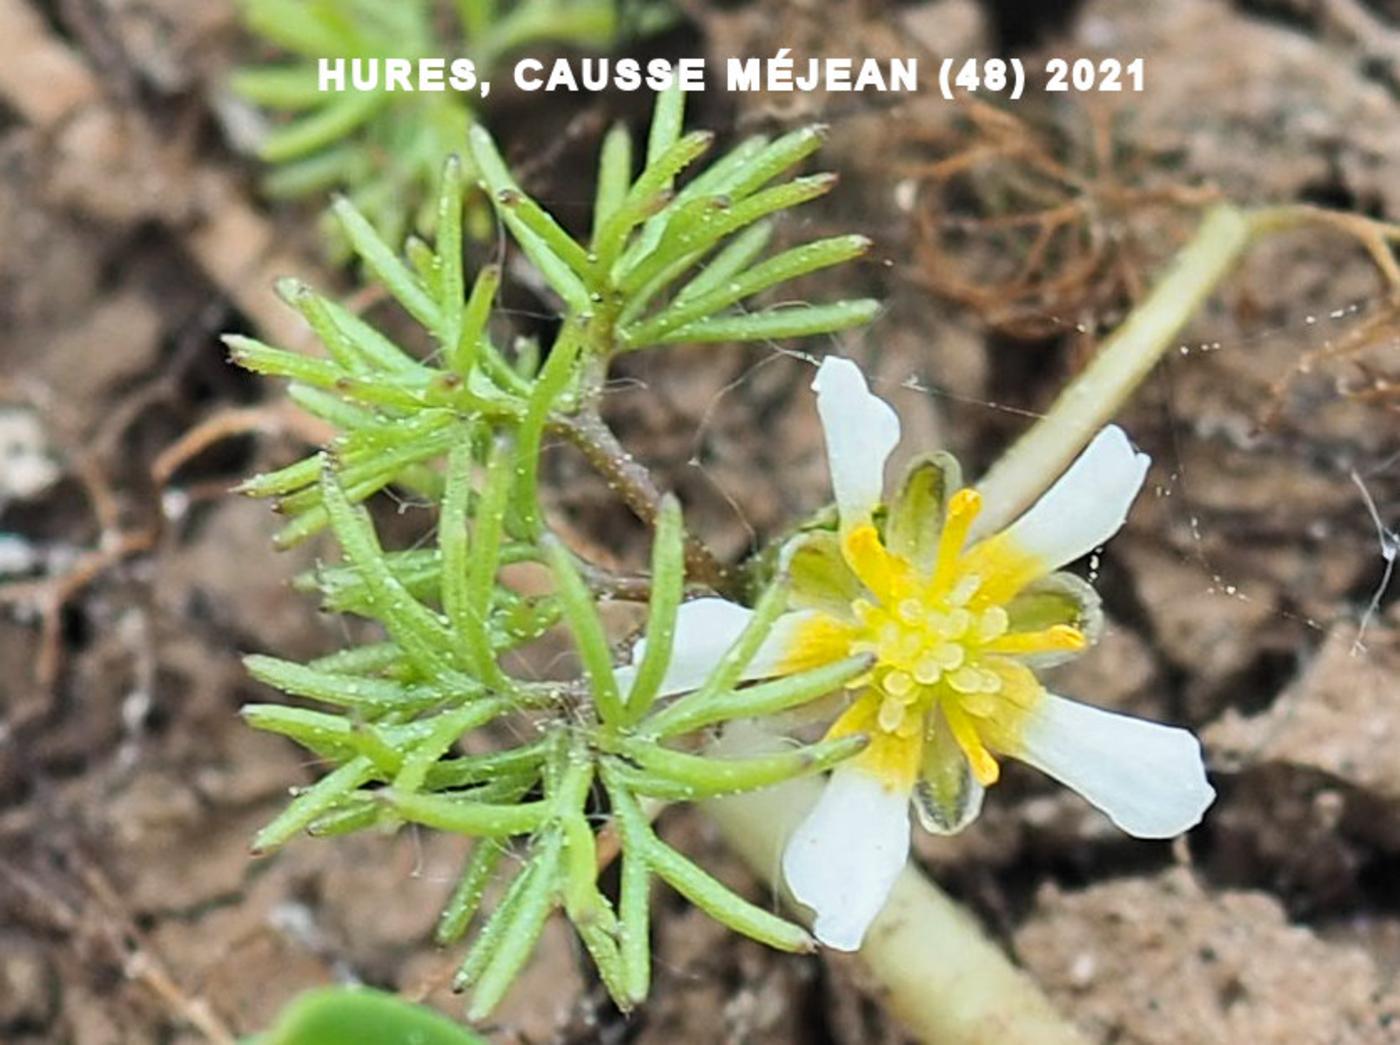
[618,356,1215,951]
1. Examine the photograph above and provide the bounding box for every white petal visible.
[781,765,910,950]
[812,356,901,531]
[747,610,822,676]
[1012,694,1215,838]
[999,425,1150,572]
[615,600,816,700]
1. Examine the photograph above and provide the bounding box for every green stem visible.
[972,203,1251,536]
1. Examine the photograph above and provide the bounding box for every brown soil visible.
[2,0,1399,1043]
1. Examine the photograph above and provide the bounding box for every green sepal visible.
[886,450,962,571]
[783,530,862,616]
[913,705,985,835]
[1005,570,1104,667]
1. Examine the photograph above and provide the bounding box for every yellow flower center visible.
[786,489,1087,790]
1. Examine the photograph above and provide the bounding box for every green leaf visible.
[592,122,633,242]
[242,0,364,57]
[382,789,552,837]
[436,155,466,342]
[617,842,651,1005]
[606,776,811,952]
[671,219,773,305]
[465,831,564,1018]
[230,64,325,109]
[332,196,443,332]
[617,733,867,798]
[259,986,487,1045]
[514,318,583,535]
[654,299,880,345]
[243,654,468,713]
[645,85,686,169]
[625,234,872,344]
[593,130,714,273]
[424,741,550,789]
[393,699,511,793]
[260,92,385,164]
[469,125,595,302]
[320,458,468,678]
[441,440,493,682]
[319,299,428,375]
[436,841,508,945]
[543,535,624,727]
[622,495,684,721]
[451,263,501,377]
[616,174,837,296]
[252,757,377,855]
[645,654,872,738]
[460,436,515,686]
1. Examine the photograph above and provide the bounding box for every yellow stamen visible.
[942,701,1000,785]
[984,658,1044,710]
[959,532,1044,608]
[842,524,901,603]
[984,624,1086,656]
[826,692,923,791]
[785,478,1085,804]
[930,488,982,593]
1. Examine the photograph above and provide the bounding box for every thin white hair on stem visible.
[1349,467,1398,655]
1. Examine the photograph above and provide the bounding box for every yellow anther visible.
[975,606,1010,643]
[933,643,965,670]
[884,669,915,699]
[948,666,985,694]
[897,598,923,624]
[877,695,908,733]
[958,690,1000,717]
[939,608,972,640]
[913,657,943,685]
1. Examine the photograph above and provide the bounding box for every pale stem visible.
[972,203,1252,536]
[703,724,1087,1044]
